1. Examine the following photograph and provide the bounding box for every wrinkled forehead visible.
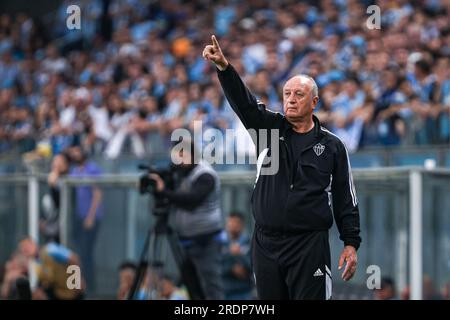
[283,76,313,93]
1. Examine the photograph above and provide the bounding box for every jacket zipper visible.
[281,136,295,190]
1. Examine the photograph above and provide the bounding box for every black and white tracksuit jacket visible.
[217,65,361,250]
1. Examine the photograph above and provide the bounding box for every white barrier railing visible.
[1,166,450,299]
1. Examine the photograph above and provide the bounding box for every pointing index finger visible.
[211,35,220,49]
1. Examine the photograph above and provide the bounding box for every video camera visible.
[138,163,181,216]
[138,164,177,195]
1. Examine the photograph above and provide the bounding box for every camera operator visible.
[148,140,224,300]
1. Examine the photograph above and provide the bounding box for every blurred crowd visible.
[0,210,256,300]
[3,237,450,300]
[0,0,449,160]
[1,238,84,300]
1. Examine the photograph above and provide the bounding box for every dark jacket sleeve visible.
[217,64,282,131]
[331,140,361,250]
[158,173,215,211]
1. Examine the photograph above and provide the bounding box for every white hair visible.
[297,74,318,97]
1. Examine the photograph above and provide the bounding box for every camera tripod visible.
[127,205,205,300]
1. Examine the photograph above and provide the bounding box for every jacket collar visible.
[282,114,323,138]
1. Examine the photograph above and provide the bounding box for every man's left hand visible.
[338,245,357,281]
[149,173,165,192]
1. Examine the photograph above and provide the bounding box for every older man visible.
[203,36,361,300]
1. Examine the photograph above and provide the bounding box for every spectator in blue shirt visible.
[331,76,366,152]
[68,145,103,295]
[160,274,188,300]
[222,212,254,300]
[117,261,137,300]
[374,68,405,146]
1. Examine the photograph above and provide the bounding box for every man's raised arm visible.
[202,35,281,130]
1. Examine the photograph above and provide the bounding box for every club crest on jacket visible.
[313,143,325,156]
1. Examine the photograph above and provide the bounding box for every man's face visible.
[119,269,135,288]
[19,238,38,258]
[161,279,174,298]
[226,217,243,238]
[74,97,86,109]
[344,80,358,97]
[283,76,318,122]
[69,147,84,165]
[382,71,397,90]
[374,287,394,300]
